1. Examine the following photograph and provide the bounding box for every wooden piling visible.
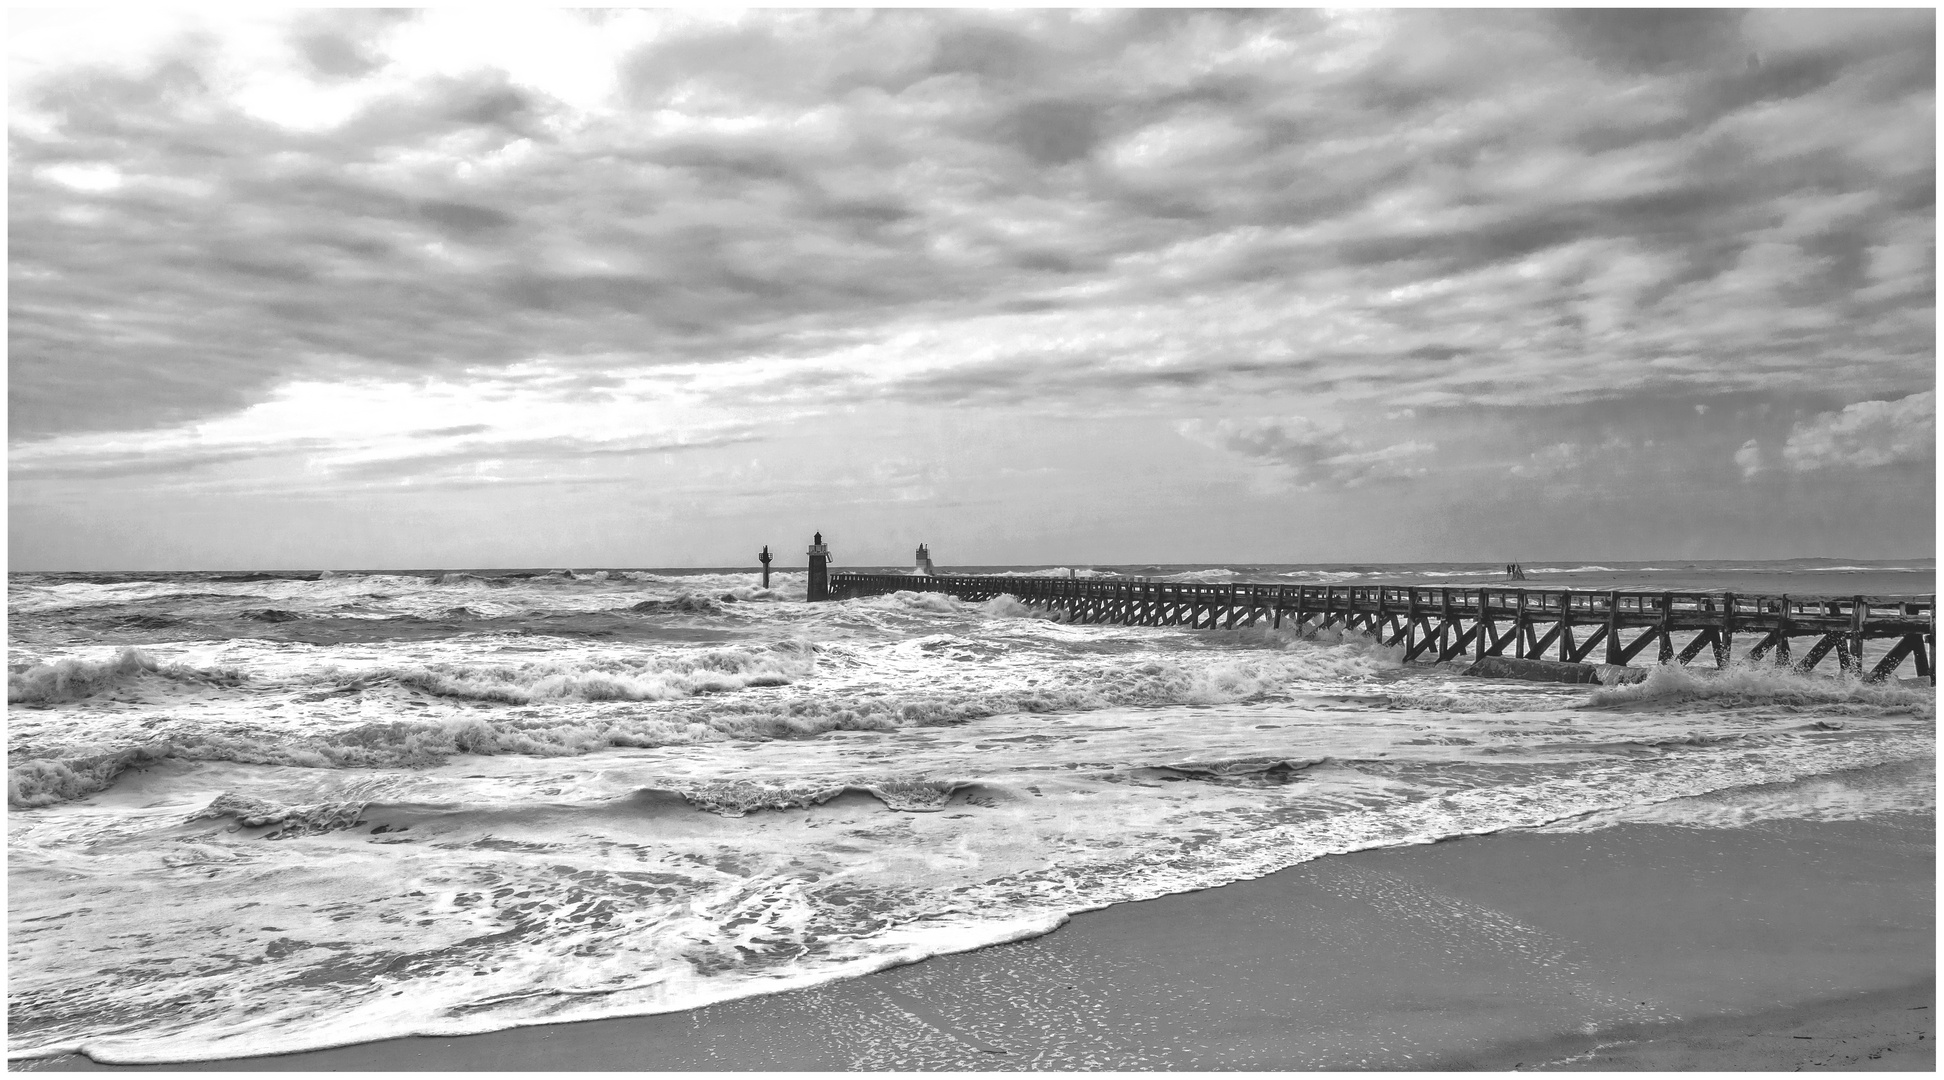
[1557,590,1573,663]
[1849,596,1867,677]
[1717,592,1736,668]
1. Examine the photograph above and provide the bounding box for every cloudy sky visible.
[9,8,1935,571]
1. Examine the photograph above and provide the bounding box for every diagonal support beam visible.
[1440,620,1485,662]
[1677,629,1717,665]
[1405,617,1449,662]
[1617,626,1661,665]
[1867,635,1921,682]
[1744,627,1787,661]
[1569,625,1609,664]
[1795,632,1843,674]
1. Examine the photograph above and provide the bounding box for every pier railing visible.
[827,574,1935,683]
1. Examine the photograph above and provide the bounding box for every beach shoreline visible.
[26,811,1932,1071]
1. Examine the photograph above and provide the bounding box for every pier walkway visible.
[828,574,1935,683]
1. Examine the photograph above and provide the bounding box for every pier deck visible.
[827,574,1936,683]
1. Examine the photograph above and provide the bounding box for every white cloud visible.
[1779,391,1934,472]
[38,163,123,191]
[1734,438,1763,478]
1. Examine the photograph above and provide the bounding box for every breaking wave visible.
[1584,660,1934,714]
[6,744,173,808]
[381,644,818,704]
[1378,689,1555,714]
[977,594,1039,619]
[6,640,1402,807]
[663,777,976,816]
[187,793,368,836]
[629,594,727,615]
[7,648,245,705]
[1135,756,1324,786]
[848,590,970,616]
[1161,568,1240,583]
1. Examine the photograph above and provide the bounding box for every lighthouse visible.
[914,543,935,576]
[806,532,831,601]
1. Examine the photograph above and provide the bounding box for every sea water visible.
[6,559,1934,1063]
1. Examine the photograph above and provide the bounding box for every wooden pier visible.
[827,573,1936,683]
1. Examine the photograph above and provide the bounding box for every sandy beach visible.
[31,810,1931,1072]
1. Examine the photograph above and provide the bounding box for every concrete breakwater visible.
[827,573,1935,683]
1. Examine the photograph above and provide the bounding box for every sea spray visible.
[1585,658,1934,714]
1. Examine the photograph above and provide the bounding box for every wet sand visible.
[29,813,1933,1071]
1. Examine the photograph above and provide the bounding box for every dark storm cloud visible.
[8,8,1934,451]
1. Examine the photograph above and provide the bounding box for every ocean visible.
[6,558,1935,1064]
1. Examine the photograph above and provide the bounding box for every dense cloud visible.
[7,9,1934,567]
[12,11,1933,431]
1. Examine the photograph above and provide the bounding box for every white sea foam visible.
[5,630,1405,808]
[1278,569,1370,583]
[386,646,817,703]
[972,567,1120,579]
[1533,757,1935,831]
[7,647,244,705]
[1161,567,1240,582]
[7,564,1935,1064]
[1585,660,1933,714]
[6,743,175,807]
[10,699,1927,1064]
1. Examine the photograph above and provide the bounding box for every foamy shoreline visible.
[21,812,1933,1072]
